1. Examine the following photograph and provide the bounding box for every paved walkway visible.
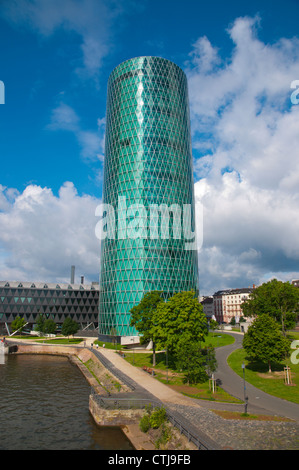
[6,335,299,449]
[91,334,299,450]
[213,332,299,421]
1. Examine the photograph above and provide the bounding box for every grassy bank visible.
[227,332,299,404]
[35,337,84,345]
[9,335,84,345]
[122,332,241,404]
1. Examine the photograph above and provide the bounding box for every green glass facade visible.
[98,56,198,339]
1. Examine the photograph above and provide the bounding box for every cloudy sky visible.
[0,0,298,294]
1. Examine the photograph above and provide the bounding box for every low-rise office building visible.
[0,280,99,335]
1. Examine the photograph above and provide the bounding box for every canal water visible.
[0,354,134,450]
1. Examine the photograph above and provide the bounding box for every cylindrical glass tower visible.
[98,56,198,340]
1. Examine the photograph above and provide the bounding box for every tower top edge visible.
[108,56,185,80]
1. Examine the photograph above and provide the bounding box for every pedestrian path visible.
[94,342,299,450]
[94,334,299,422]
[6,335,299,449]
[214,332,299,421]
[95,345,198,405]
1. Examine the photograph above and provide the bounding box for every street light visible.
[166,347,168,383]
[131,337,135,365]
[242,363,248,414]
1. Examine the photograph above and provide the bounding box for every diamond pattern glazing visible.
[98,57,199,337]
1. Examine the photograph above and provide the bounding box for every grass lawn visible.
[94,331,234,350]
[35,337,84,345]
[227,333,299,404]
[7,334,84,345]
[211,409,293,422]
[123,334,242,404]
[95,339,120,350]
[204,331,235,348]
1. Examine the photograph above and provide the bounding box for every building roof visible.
[213,288,253,296]
[200,296,213,304]
[0,280,99,291]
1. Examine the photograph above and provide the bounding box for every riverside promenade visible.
[5,334,299,450]
[94,337,299,450]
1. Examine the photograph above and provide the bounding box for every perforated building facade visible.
[0,281,99,335]
[98,56,199,340]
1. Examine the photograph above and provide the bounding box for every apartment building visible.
[213,287,254,324]
[199,296,214,319]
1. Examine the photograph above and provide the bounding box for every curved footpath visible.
[213,332,299,421]
[96,335,299,450]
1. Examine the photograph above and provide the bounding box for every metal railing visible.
[91,390,161,410]
[90,347,136,391]
[90,388,214,450]
[6,339,216,450]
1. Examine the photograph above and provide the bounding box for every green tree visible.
[208,319,218,334]
[130,290,163,366]
[243,314,290,372]
[61,317,79,340]
[43,318,57,335]
[175,340,208,384]
[241,279,299,335]
[11,316,26,334]
[34,314,45,335]
[150,290,208,354]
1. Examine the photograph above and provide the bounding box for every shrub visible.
[139,413,151,433]
[139,405,167,434]
[149,407,167,429]
[155,423,172,449]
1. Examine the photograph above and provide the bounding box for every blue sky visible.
[0,0,299,294]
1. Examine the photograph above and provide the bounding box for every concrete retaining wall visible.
[11,342,80,356]
[10,342,150,449]
[89,395,155,450]
[89,394,143,426]
[7,342,197,451]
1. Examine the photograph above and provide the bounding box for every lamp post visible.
[166,347,168,383]
[131,338,135,365]
[164,295,169,383]
[242,363,248,414]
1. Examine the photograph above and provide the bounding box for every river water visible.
[0,354,134,450]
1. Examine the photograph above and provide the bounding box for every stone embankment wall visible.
[89,394,144,426]
[11,342,79,356]
[9,342,154,449]
[9,343,197,451]
[89,394,157,450]
[10,343,123,394]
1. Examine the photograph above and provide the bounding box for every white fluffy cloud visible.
[0,182,101,283]
[0,0,119,79]
[1,11,298,295]
[47,102,105,161]
[187,16,299,293]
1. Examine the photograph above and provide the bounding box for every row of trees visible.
[241,278,299,335]
[129,279,299,379]
[11,314,79,338]
[35,315,79,338]
[241,279,299,372]
[130,290,216,384]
